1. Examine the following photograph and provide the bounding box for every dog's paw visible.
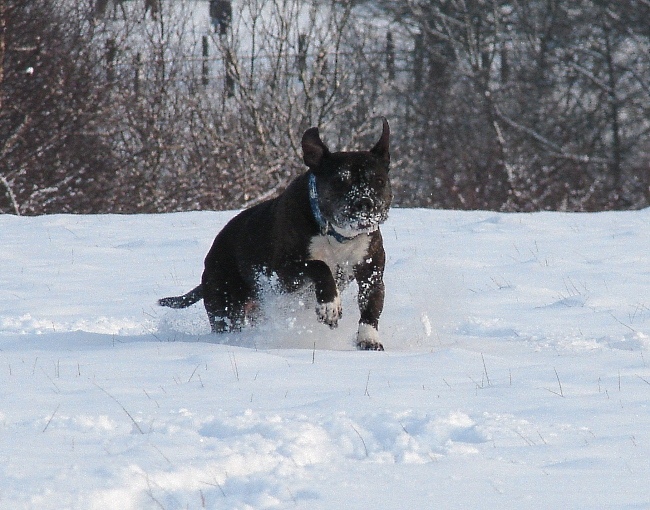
[316,293,342,328]
[357,340,384,351]
[356,323,384,351]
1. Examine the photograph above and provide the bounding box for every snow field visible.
[1,209,649,508]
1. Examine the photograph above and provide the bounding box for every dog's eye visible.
[375,177,385,187]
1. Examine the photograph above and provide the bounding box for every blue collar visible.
[308,172,356,243]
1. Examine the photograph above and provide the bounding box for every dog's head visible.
[302,119,392,235]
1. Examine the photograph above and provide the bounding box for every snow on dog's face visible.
[302,119,392,234]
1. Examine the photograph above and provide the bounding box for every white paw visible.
[356,323,384,351]
[316,293,342,328]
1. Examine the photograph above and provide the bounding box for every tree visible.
[0,0,115,214]
[378,0,650,211]
[2,0,648,214]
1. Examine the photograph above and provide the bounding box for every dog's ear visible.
[302,127,330,169]
[370,118,390,166]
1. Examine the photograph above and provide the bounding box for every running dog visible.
[159,119,392,350]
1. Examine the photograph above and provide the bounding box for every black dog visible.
[159,119,391,350]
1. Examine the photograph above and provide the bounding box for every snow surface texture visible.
[1,209,649,509]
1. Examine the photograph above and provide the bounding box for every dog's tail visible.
[158,285,203,309]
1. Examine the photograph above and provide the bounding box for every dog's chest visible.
[308,234,371,283]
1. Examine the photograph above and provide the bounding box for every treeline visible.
[1,0,649,215]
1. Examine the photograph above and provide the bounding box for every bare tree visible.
[0,0,114,214]
[103,0,388,212]
[375,0,650,211]
[3,0,648,214]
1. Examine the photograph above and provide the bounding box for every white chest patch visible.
[308,233,372,285]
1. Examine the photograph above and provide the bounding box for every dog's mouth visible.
[331,206,389,234]
[316,180,392,237]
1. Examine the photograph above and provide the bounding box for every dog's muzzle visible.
[336,197,388,232]
[353,196,376,214]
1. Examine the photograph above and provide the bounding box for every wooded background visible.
[1,0,649,215]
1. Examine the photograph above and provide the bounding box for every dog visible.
[159,119,391,350]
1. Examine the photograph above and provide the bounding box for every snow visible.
[1,208,649,509]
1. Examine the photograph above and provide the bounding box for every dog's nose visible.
[355,197,375,213]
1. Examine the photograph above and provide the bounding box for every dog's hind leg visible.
[202,269,253,333]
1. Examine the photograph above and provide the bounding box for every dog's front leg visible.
[354,243,386,351]
[302,260,341,328]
